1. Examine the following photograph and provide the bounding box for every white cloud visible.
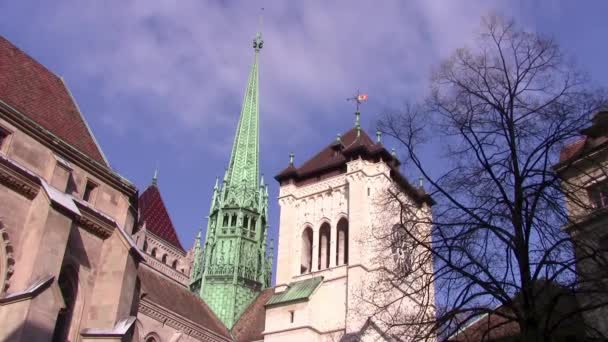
[35,0,522,156]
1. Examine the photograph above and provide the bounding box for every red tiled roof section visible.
[139,185,185,252]
[232,288,274,342]
[0,35,107,165]
[138,266,231,340]
[449,310,519,341]
[559,138,586,163]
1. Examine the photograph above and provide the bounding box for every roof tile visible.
[0,35,107,165]
[138,185,185,252]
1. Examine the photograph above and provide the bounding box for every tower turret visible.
[189,27,271,328]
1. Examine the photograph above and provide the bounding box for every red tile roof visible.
[0,35,107,165]
[559,138,587,163]
[138,184,185,252]
[231,288,274,342]
[138,265,231,340]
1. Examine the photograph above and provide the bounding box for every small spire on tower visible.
[336,133,342,143]
[289,152,295,166]
[347,91,367,137]
[152,166,159,186]
[376,128,382,143]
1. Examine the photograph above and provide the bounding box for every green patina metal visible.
[189,28,272,328]
[265,277,323,307]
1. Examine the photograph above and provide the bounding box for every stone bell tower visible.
[189,29,272,328]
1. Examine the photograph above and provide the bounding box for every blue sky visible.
[2,1,607,281]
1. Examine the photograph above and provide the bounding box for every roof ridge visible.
[59,76,110,166]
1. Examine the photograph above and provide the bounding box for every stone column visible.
[311,227,319,272]
[329,221,337,268]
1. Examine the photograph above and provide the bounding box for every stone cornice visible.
[139,299,232,342]
[74,201,115,239]
[0,153,40,199]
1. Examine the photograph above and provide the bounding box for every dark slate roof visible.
[232,288,274,342]
[266,276,323,307]
[138,265,231,340]
[276,127,433,206]
[0,35,107,165]
[138,184,185,252]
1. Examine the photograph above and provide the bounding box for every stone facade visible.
[267,127,435,342]
[556,110,608,338]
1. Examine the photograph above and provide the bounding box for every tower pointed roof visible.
[224,30,263,189]
[139,176,185,252]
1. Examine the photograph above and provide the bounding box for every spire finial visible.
[336,133,342,143]
[152,165,159,186]
[289,152,295,165]
[376,128,382,143]
[347,90,368,129]
[391,147,397,157]
[253,8,264,52]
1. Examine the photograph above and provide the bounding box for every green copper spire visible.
[190,26,271,329]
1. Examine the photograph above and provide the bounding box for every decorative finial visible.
[418,176,424,188]
[391,148,396,157]
[347,90,368,128]
[376,128,382,143]
[253,8,264,52]
[152,166,159,186]
[336,133,342,143]
[260,174,265,187]
[214,176,219,189]
[289,152,294,165]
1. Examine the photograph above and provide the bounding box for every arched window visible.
[337,218,349,265]
[318,223,331,270]
[143,241,148,252]
[171,260,178,269]
[151,248,157,258]
[223,214,229,227]
[300,227,313,274]
[244,216,250,229]
[251,218,257,231]
[161,254,168,264]
[231,214,237,227]
[52,266,79,342]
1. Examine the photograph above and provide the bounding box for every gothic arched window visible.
[143,241,148,252]
[251,218,257,231]
[319,223,331,270]
[171,260,178,269]
[223,214,229,227]
[337,218,349,265]
[161,254,168,264]
[231,214,237,227]
[301,227,313,274]
[151,248,157,258]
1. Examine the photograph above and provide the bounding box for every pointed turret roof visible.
[0,35,108,166]
[138,177,185,252]
[224,31,263,189]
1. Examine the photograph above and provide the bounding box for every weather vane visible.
[347,90,368,129]
[347,90,368,113]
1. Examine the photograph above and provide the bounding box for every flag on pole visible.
[357,93,368,102]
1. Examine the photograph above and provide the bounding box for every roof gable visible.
[0,35,108,166]
[138,185,185,252]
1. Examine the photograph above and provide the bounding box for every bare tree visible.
[373,15,608,341]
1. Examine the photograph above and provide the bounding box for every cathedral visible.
[0,28,435,342]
